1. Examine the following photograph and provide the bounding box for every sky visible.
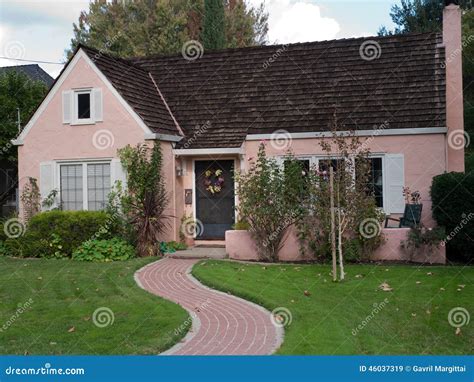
[0,0,397,79]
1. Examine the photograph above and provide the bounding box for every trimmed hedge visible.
[7,210,116,258]
[431,171,474,262]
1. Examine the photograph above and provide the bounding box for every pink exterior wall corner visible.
[443,4,465,173]
[17,54,178,241]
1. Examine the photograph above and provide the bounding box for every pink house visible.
[14,4,464,263]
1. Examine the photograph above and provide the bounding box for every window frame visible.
[72,89,94,125]
[276,153,387,212]
[56,159,111,211]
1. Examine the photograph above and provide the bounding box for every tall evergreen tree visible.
[202,0,226,50]
[67,0,268,58]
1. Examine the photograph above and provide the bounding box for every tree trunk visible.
[336,185,345,281]
[329,166,337,282]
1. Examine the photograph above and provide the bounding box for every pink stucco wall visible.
[226,228,446,264]
[444,4,465,173]
[18,55,177,241]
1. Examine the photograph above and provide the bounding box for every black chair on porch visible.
[384,204,423,228]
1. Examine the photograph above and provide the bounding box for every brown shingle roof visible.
[81,46,180,137]
[82,33,446,148]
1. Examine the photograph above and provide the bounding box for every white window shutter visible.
[93,88,103,122]
[62,91,72,124]
[111,158,127,190]
[40,161,56,210]
[385,154,405,213]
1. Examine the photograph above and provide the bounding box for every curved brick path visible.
[135,258,283,355]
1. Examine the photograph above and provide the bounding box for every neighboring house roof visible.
[80,33,446,148]
[0,64,54,87]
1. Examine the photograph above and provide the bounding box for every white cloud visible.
[250,0,340,44]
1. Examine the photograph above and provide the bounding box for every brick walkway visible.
[135,258,283,355]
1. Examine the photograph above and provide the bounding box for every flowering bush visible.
[235,143,305,262]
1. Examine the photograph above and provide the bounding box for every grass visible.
[0,257,189,355]
[192,260,473,355]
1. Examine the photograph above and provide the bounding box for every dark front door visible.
[195,160,235,239]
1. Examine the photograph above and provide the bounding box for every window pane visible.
[87,163,110,211]
[318,159,344,174]
[78,93,90,119]
[60,164,83,210]
[356,158,383,208]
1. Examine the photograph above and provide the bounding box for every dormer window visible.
[77,91,91,120]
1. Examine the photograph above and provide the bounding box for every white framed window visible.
[73,89,93,124]
[58,161,111,211]
[62,88,103,125]
[276,154,388,211]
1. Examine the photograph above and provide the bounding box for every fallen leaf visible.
[37,277,42,280]
[304,290,311,297]
[262,266,267,270]
[49,342,57,346]
[411,313,417,317]
[457,288,462,292]
[379,282,393,292]
[83,316,90,321]
[426,272,433,275]
[68,326,75,333]
[426,310,431,315]
[355,274,363,278]
[458,284,465,289]
[290,299,295,303]
[440,287,445,291]
[455,327,461,336]
[416,281,421,284]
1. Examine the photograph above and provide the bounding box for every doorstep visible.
[166,246,228,259]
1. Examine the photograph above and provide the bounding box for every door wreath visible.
[203,169,224,194]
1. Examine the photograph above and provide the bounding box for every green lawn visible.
[0,257,189,355]
[192,260,473,355]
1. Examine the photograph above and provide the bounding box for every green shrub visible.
[72,238,136,262]
[431,172,474,262]
[9,210,116,258]
[232,220,250,230]
[160,241,187,253]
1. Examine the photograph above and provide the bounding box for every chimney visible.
[443,1,465,172]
